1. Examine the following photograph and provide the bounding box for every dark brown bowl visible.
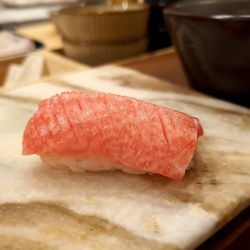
[164,0,250,106]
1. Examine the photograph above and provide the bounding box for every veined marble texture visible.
[0,66,249,250]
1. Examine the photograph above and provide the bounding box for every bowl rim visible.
[164,0,250,21]
[59,4,149,16]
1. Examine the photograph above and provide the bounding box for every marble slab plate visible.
[0,66,249,250]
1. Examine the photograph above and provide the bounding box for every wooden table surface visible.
[119,48,188,88]
[120,48,250,250]
[16,22,63,50]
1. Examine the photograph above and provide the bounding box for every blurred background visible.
[0,1,170,59]
[0,0,249,106]
[0,0,175,88]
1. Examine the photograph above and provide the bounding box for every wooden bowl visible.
[63,38,148,65]
[55,4,150,43]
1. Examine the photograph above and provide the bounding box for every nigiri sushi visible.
[23,92,203,180]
